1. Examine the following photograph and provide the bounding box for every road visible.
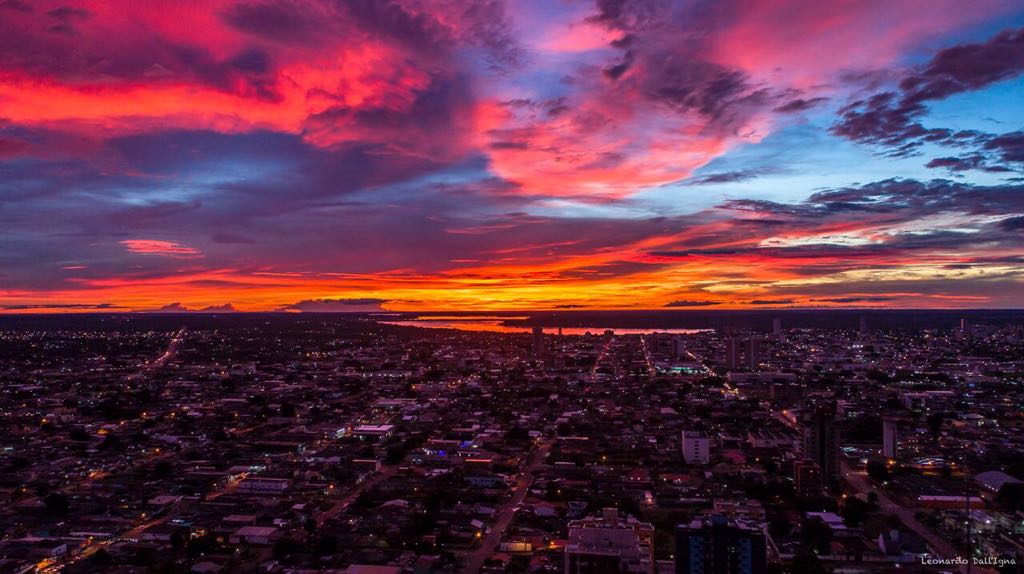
[39,331,189,572]
[146,327,187,370]
[638,335,656,377]
[841,461,992,573]
[589,337,615,382]
[460,438,554,574]
[40,508,178,573]
[317,465,399,527]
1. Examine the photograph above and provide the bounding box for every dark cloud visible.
[726,178,1024,220]
[46,6,90,21]
[0,0,32,13]
[810,296,896,304]
[149,303,237,313]
[603,51,634,80]
[774,97,828,113]
[899,28,1024,103]
[642,59,769,133]
[684,168,773,185]
[984,131,1024,163]
[330,0,522,69]
[999,216,1024,232]
[588,0,670,31]
[0,13,275,95]
[664,300,722,307]
[489,141,531,150]
[640,178,1024,279]
[925,155,1012,173]
[280,298,388,312]
[339,0,448,51]
[586,0,785,136]
[833,28,1024,167]
[649,248,740,258]
[1,303,121,310]
[221,1,322,42]
[746,299,795,305]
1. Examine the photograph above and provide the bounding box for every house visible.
[229,526,280,545]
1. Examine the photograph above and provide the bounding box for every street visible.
[460,438,554,573]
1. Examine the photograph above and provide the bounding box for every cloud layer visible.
[1,1,1023,311]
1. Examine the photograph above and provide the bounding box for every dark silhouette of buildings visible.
[532,326,545,358]
[802,400,839,486]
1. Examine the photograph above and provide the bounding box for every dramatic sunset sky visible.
[2,0,1024,312]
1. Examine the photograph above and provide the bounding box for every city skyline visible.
[3,1,1024,312]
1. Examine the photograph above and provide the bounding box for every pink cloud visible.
[121,239,202,258]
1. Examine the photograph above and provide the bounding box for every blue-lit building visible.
[675,515,766,574]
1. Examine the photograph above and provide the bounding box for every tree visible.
[996,482,1024,511]
[866,460,891,483]
[313,534,338,556]
[272,537,303,561]
[801,518,833,555]
[154,461,173,478]
[926,412,948,438]
[89,548,113,569]
[792,552,827,574]
[841,497,869,527]
[44,492,70,516]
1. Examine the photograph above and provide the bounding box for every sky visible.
[2,0,1024,312]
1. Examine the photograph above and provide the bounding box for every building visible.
[352,424,395,441]
[974,470,1023,494]
[565,508,654,574]
[682,431,711,465]
[236,477,292,494]
[882,417,900,459]
[725,337,763,370]
[725,338,742,370]
[671,337,687,358]
[746,338,764,369]
[229,526,280,545]
[769,384,802,406]
[801,401,839,485]
[675,515,767,574]
[533,326,545,358]
[794,460,823,498]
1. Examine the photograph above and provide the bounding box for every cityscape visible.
[1,311,1023,573]
[2,0,1024,573]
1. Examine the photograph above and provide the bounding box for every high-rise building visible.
[725,337,764,370]
[859,315,868,335]
[882,417,900,460]
[565,508,654,574]
[675,515,767,574]
[769,383,802,406]
[725,338,742,370]
[671,336,687,358]
[682,430,711,465]
[794,460,823,498]
[746,337,764,369]
[532,326,545,358]
[802,401,839,485]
